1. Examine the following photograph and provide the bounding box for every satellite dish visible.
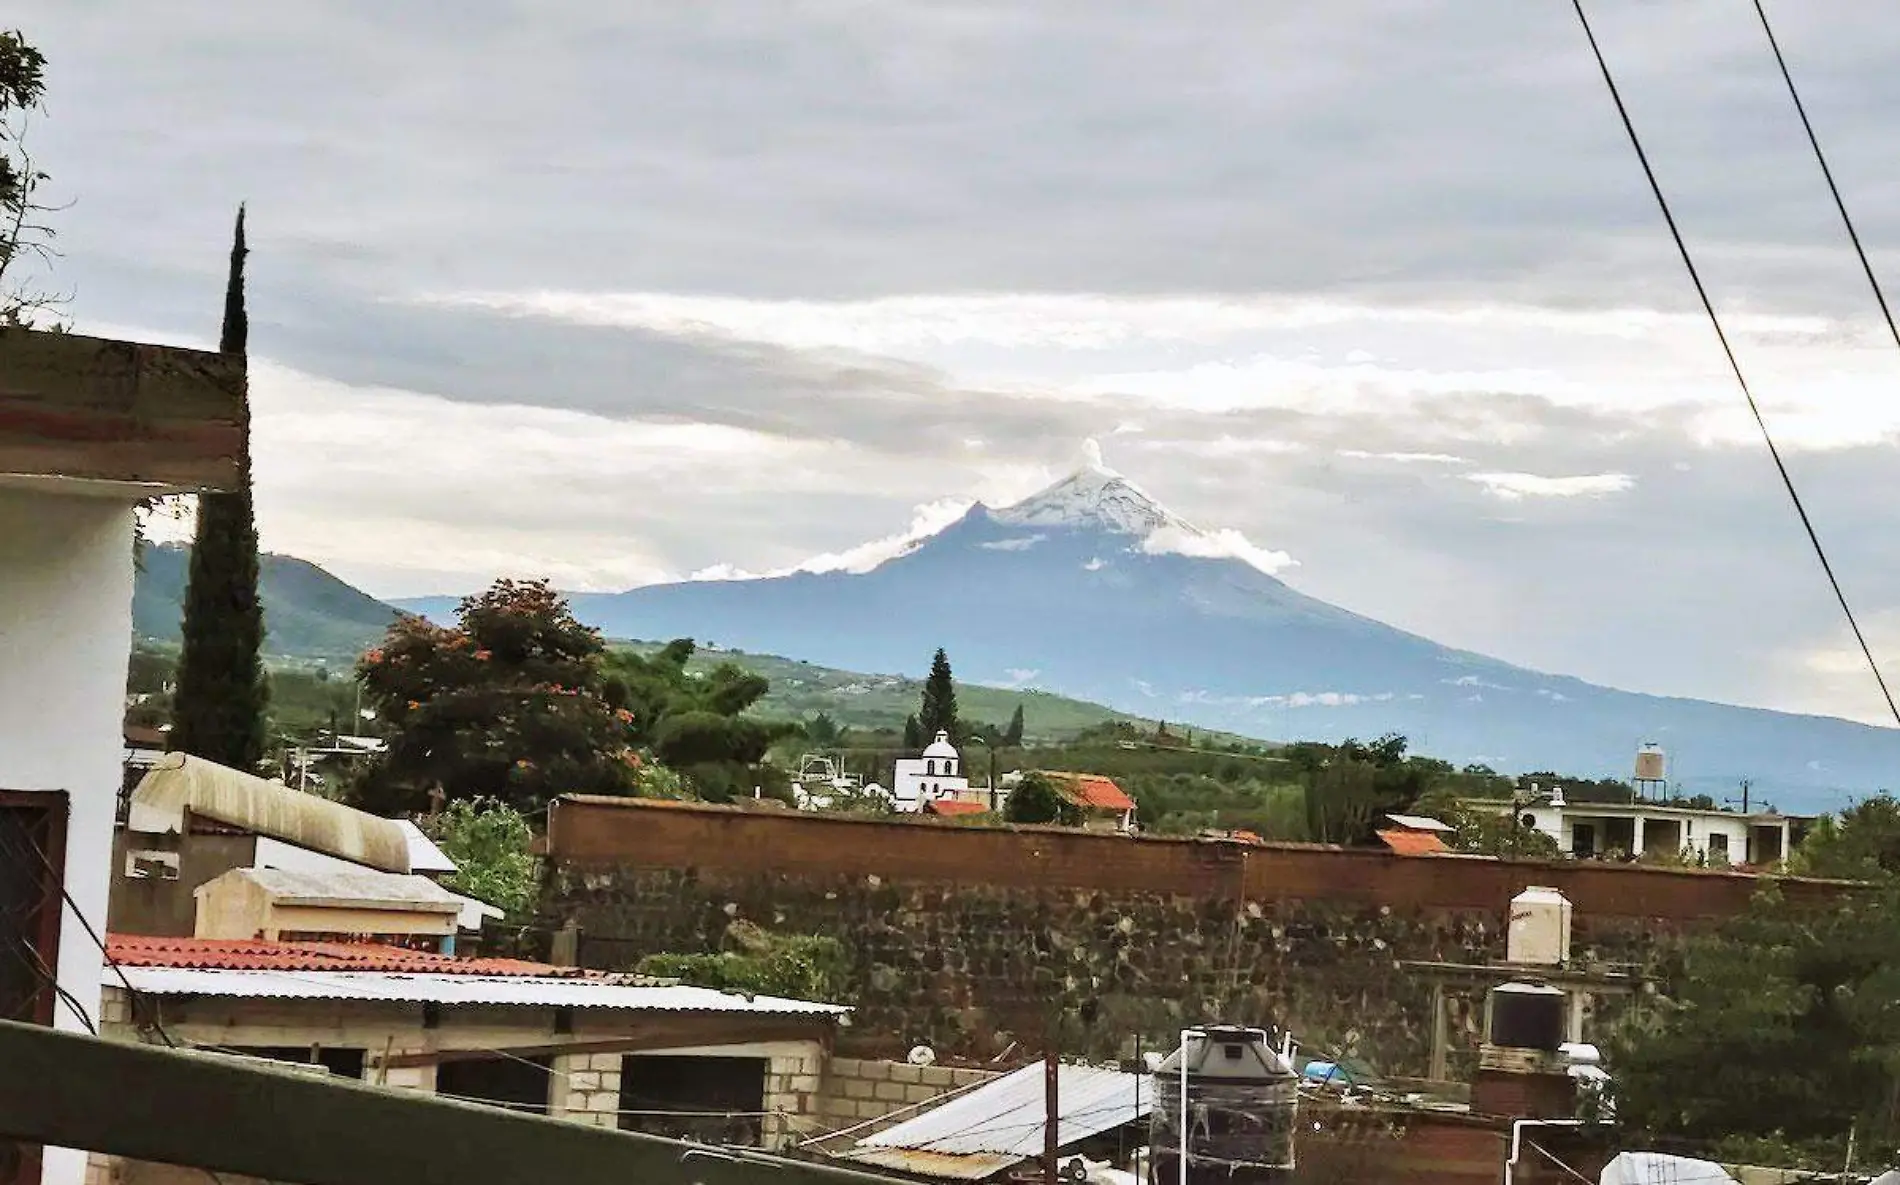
[908,1045,937,1066]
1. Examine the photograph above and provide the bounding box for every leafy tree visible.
[902,714,923,750]
[1299,735,1440,845]
[427,798,538,917]
[600,641,794,800]
[171,209,270,772]
[1451,807,1561,860]
[918,648,959,742]
[1004,704,1026,747]
[1005,771,1080,826]
[0,29,61,326]
[350,579,639,814]
[1791,794,1900,882]
[804,712,844,747]
[1611,885,1900,1164]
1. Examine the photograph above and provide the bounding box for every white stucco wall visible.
[0,487,139,1185]
[1521,803,1766,864]
[890,759,968,811]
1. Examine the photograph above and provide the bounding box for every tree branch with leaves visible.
[0,29,68,327]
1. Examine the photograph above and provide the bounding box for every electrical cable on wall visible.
[1570,0,1900,728]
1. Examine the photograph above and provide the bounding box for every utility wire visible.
[1752,0,1900,356]
[1570,0,1900,729]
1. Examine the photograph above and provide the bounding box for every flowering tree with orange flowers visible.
[349,579,643,815]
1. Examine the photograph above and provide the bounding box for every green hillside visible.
[626,642,1149,742]
[131,549,1158,741]
[134,543,398,659]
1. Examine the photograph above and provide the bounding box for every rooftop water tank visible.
[1507,886,1572,967]
[1489,982,1567,1052]
[1149,1025,1298,1184]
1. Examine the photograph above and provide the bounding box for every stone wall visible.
[542,798,1844,1076]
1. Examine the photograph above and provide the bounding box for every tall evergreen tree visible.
[902,714,923,751]
[918,648,959,742]
[171,206,269,770]
[1004,703,1025,747]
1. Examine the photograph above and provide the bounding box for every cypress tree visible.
[918,648,959,742]
[1004,703,1025,748]
[902,715,923,751]
[171,206,269,770]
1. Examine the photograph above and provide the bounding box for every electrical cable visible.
[1570,0,1900,729]
[1751,0,1900,358]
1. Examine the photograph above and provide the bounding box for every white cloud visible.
[1141,524,1296,575]
[790,498,974,575]
[1465,472,1634,501]
[980,535,1045,552]
[1340,449,1470,465]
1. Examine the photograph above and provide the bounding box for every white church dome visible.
[922,730,959,759]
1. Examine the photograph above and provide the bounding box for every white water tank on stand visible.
[1507,886,1572,967]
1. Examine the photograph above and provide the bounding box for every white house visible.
[0,329,244,1185]
[890,731,972,812]
[1466,786,1806,868]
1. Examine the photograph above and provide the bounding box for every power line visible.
[1751,0,1900,357]
[1569,0,1900,730]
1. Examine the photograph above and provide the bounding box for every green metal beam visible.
[0,1021,905,1185]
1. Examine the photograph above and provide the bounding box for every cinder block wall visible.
[817,1057,998,1140]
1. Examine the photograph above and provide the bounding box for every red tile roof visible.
[105,934,590,978]
[924,799,989,817]
[1046,772,1137,812]
[1376,829,1451,857]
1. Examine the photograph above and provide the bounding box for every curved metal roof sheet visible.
[129,753,412,873]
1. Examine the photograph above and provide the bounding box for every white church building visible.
[890,731,972,812]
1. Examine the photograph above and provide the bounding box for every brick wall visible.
[542,799,1841,1073]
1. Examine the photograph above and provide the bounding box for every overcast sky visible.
[17,1,1900,724]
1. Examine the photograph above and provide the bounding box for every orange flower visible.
[474,649,492,661]
[406,700,421,711]
[364,649,384,664]
[614,708,634,724]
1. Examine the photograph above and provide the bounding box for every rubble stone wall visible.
[542,799,1839,1076]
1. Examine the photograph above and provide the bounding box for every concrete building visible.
[891,731,971,812]
[0,329,244,1185]
[90,933,848,1185]
[111,754,502,947]
[1464,792,1805,868]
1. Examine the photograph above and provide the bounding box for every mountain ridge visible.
[393,458,1899,812]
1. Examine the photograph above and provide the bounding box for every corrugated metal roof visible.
[1383,813,1454,833]
[395,820,459,873]
[107,934,581,977]
[129,754,412,873]
[248,839,501,930]
[847,1062,1149,1176]
[110,965,853,1016]
[200,866,463,914]
[837,1148,1021,1182]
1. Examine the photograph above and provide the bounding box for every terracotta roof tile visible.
[924,799,989,817]
[1045,772,1137,812]
[105,934,590,978]
[1375,829,1451,857]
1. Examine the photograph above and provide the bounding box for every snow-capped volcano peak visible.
[994,440,1190,536]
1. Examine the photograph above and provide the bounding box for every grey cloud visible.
[21,0,1900,316]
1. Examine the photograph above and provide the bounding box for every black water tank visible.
[1489,982,1565,1051]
